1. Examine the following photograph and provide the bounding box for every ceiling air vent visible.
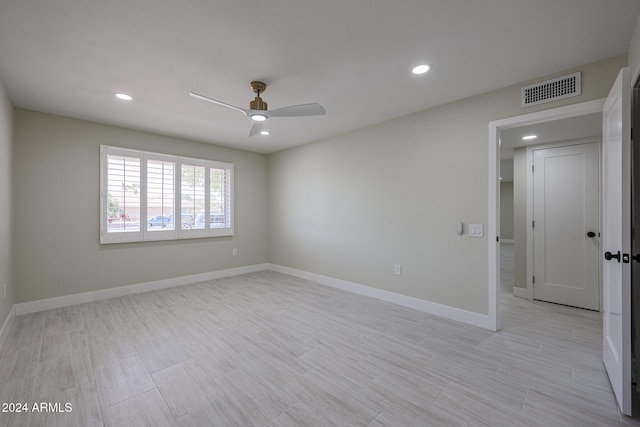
[521,71,581,108]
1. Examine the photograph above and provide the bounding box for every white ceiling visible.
[0,1,638,154]
[498,113,602,181]
[500,112,603,160]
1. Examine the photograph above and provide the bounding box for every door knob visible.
[632,254,640,264]
[605,251,621,262]
[586,231,596,238]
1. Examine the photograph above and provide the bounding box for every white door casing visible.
[532,143,600,310]
[602,67,631,415]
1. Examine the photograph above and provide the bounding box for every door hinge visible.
[532,220,535,228]
[532,164,534,173]
[532,276,535,284]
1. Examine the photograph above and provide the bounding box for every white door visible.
[532,142,600,310]
[602,67,631,415]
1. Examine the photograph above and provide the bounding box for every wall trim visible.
[0,305,16,352]
[14,264,268,315]
[513,286,531,299]
[267,263,493,330]
[12,262,494,331]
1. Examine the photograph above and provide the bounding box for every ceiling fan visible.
[190,81,326,137]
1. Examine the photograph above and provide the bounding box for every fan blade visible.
[189,91,249,116]
[267,103,326,118]
[248,122,264,137]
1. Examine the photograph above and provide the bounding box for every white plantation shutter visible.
[102,148,141,243]
[210,165,232,229]
[100,146,233,243]
[180,162,206,231]
[146,156,177,239]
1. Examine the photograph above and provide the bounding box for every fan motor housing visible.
[250,96,267,111]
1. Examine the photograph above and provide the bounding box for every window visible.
[100,146,233,244]
[147,158,175,232]
[105,153,140,234]
[180,162,205,230]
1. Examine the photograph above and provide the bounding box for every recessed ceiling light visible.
[260,130,270,136]
[412,64,431,75]
[522,134,538,140]
[114,93,133,101]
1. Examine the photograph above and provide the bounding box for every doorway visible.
[488,99,605,330]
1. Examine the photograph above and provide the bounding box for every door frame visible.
[488,98,605,331]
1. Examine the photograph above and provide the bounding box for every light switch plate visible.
[468,223,484,237]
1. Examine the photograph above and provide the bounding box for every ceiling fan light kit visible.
[250,113,267,122]
[190,80,325,137]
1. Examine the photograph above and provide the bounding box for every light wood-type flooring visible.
[1,245,639,426]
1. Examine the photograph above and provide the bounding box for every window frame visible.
[100,145,234,244]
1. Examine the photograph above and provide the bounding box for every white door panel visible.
[602,67,631,415]
[532,142,600,310]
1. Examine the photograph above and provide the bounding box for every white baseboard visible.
[0,305,16,351]
[501,239,515,244]
[14,264,268,315]
[12,262,494,331]
[267,264,493,330]
[513,286,531,299]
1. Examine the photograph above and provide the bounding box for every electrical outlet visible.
[232,248,238,256]
[394,264,402,276]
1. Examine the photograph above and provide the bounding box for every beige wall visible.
[500,181,514,241]
[512,148,527,289]
[0,79,13,327]
[6,53,631,314]
[12,110,268,303]
[629,15,640,80]
[268,54,626,315]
